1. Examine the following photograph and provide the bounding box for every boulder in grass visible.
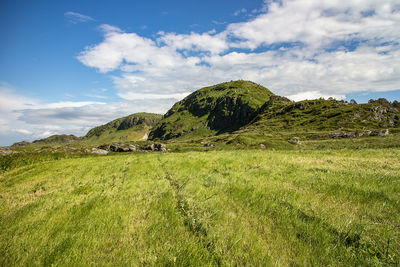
[371,129,389,136]
[91,148,108,155]
[289,137,301,144]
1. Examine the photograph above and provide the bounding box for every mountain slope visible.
[241,97,400,135]
[84,112,162,144]
[149,80,275,140]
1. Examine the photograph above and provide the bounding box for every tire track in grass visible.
[157,157,221,265]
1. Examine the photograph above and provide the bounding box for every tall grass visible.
[1,149,399,265]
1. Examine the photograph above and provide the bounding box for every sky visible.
[0,0,400,146]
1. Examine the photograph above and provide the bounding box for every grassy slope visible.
[242,98,400,135]
[1,149,399,265]
[83,112,162,145]
[82,125,151,145]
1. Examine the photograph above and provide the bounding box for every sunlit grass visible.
[1,149,399,265]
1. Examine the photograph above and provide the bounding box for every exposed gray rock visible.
[98,144,110,150]
[327,129,389,139]
[84,147,109,155]
[143,143,167,151]
[0,147,16,155]
[289,137,301,144]
[203,143,214,147]
[371,129,389,136]
[144,144,155,151]
[259,143,266,149]
[327,132,357,138]
[91,148,108,155]
[154,143,167,152]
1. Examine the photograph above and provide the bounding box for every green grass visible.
[1,149,399,265]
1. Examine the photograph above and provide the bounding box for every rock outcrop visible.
[326,129,389,138]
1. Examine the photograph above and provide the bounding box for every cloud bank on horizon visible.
[1,0,400,145]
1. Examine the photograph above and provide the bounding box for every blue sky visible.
[1,0,261,102]
[1,0,400,145]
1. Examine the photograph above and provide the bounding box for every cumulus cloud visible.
[64,11,95,24]
[158,31,228,55]
[227,0,400,50]
[77,0,400,103]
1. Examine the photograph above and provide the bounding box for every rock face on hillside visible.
[149,80,275,140]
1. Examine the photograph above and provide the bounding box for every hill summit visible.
[149,80,274,140]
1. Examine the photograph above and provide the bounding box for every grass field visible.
[1,149,399,265]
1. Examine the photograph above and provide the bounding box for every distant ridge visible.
[83,112,162,144]
[33,134,80,144]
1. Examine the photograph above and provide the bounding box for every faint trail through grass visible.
[157,156,222,265]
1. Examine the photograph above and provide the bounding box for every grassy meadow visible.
[1,148,399,266]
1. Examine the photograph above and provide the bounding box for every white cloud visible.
[77,0,400,105]
[234,8,248,16]
[158,31,228,54]
[64,11,95,24]
[227,0,400,50]
[14,129,32,135]
[287,91,345,102]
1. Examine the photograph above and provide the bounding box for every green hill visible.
[149,80,275,140]
[83,112,162,145]
[149,80,399,142]
[32,134,80,145]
